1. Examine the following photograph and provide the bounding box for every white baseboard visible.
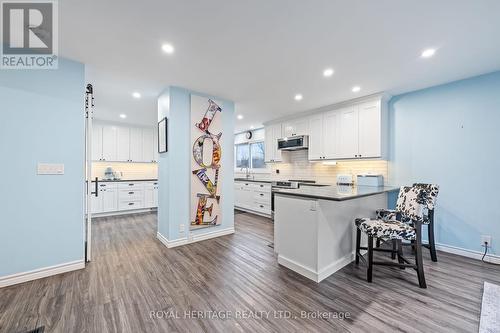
[157,227,235,249]
[0,260,85,288]
[156,232,188,248]
[436,243,500,264]
[278,255,319,282]
[93,208,157,218]
[317,253,355,282]
[278,253,354,283]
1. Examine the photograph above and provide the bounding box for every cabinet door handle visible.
[129,184,134,186]
[260,185,264,187]
[260,193,264,196]
[128,203,134,206]
[128,192,134,194]
[259,205,264,208]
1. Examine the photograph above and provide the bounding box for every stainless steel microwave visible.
[277,135,309,150]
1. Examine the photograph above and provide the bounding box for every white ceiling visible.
[59,0,500,131]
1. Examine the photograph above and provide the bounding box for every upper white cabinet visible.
[93,122,158,163]
[283,117,308,137]
[142,128,156,163]
[265,123,283,163]
[309,111,340,160]
[92,124,103,161]
[338,106,359,159]
[358,100,382,158]
[338,100,384,159]
[116,126,131,162]
[102,125,118,161]
[129,127,143,162]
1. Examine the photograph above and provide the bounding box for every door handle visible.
[91,177,98,197]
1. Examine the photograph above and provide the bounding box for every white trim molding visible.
[0,260,85,288]
[278,252,354,283]
[157,226,235,249]
[436,243,500,264]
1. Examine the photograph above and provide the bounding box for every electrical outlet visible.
[481,235,492,247]
[179,224,185,233]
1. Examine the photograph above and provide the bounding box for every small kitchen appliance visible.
[357,174,384,187]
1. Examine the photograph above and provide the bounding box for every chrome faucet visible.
[241,167,251,179]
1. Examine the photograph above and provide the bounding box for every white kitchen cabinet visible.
[93,122,158,163]
[102,125,118,161]
[92,124,103,161]
[142,128,155,162]
[234,181,271,216]
[358,100,382,158]
[116,126,131,162]
[264,123,282,163]
[308,111,340,160]
[144,181,158,208]
[282,117,308,137]
[91,180,158,216]
[338,100,384,159]
[129,127,143,162]
[323,110,340,159]
[307,114,323,160]
[338,106,359,159]
[153,129,159,162]
[102,188,118,212]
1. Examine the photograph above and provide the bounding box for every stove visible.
[271,179,316,189]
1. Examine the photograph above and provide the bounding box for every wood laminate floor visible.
[1,212,499,333]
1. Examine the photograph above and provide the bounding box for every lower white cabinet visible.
[91,180,158,215]
[234,181,271,216]
[144,182,159,208]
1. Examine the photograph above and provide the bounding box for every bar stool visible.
[376,183,439,262]
[355,186,428,288]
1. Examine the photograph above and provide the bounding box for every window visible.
[235,141,266,169]
[235,143,250,168]
[250,142,265,168]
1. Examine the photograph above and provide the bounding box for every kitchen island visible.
[273,185,398,282]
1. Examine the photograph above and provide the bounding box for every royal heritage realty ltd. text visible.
[149,310,351,320]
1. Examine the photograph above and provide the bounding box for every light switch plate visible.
[37,163,64,175]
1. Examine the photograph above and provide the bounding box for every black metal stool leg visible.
[391,239,397,260]
[397,240,405,269]
[428,210,438,262]
[414,228,427,288]
[355,227,361,265]
[376,239,381,248]
[367,236,373,283]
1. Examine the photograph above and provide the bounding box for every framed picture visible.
[158,117,168,153]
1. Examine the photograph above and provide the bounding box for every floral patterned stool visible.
[355,186,429,288]
[376,183,440,262]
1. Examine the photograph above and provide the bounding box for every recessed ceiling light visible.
[237,114,244,120]
[161,43,175,54]
[294,94,303,101]
[323,68,334,77]
[132,92,141,99]
[351,86,361,93]
[119,114,127,119]
[421,48,436,58]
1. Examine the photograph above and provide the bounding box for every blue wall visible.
[0,59,85,276]
[388,71,500,256]
[157,87,235,242]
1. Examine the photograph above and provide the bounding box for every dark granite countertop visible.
[234,178,272,183]
[273,185,399,201]
[92,179,158,183]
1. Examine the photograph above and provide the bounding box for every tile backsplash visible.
[236,150,388,185]
[92,162,158,180]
